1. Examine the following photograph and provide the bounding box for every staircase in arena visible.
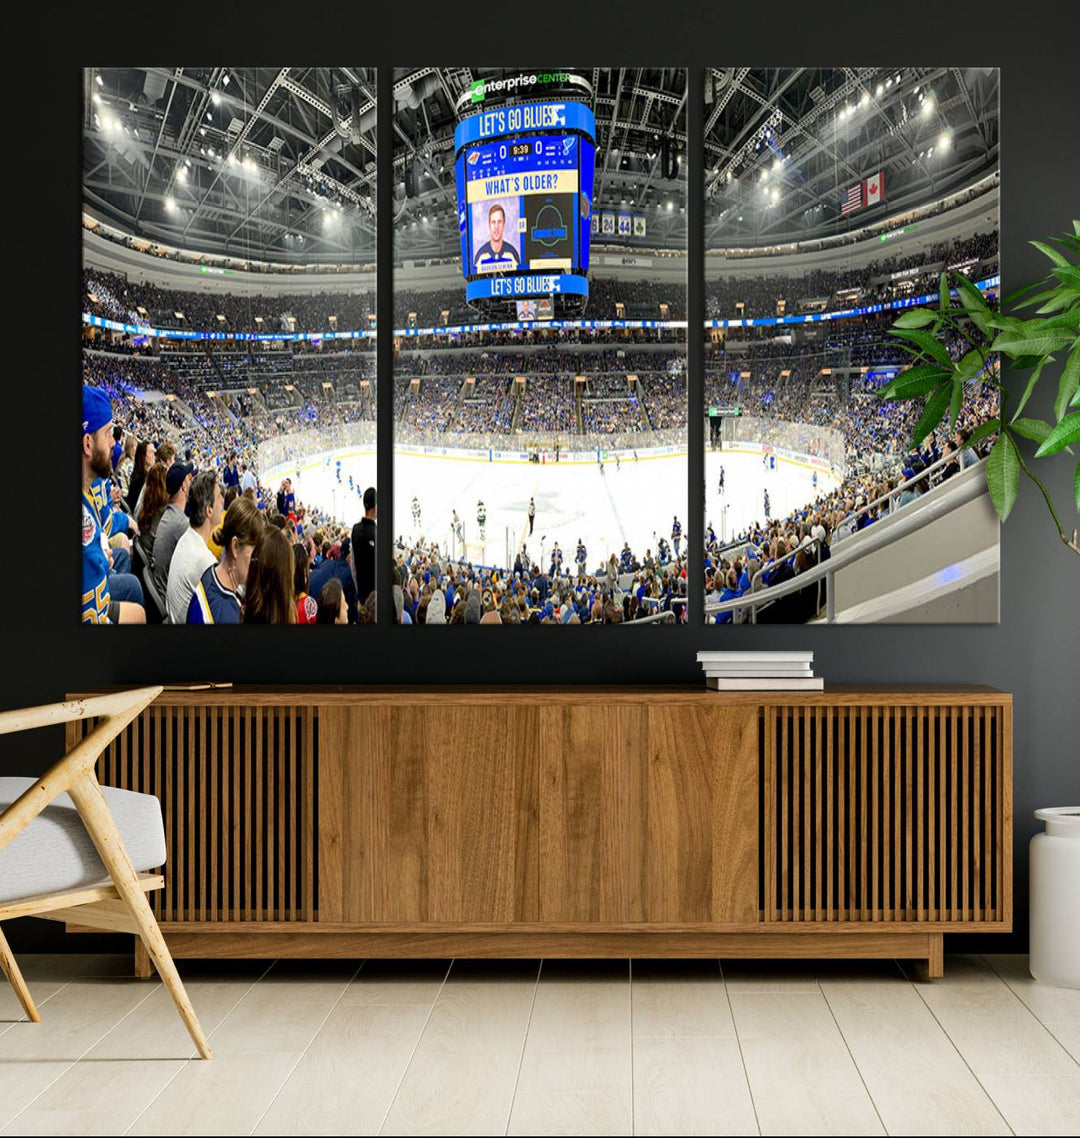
[635,376,656,431]
[509,380,523,431]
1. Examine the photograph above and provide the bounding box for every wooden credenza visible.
[67,686,1012,976]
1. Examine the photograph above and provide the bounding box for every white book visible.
[697,650,814,663]
[704,667,813,678]
[706,677,824,691]
[703,661,812,672]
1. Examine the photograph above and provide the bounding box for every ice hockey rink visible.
[265,441,842,572]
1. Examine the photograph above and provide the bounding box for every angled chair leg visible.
[0,925,40,1023]
[68,777,212,1059]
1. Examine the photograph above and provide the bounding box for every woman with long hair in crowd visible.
[294,543,317,624]
[125,440,155,514]
[135,464,170,570]
[315,577,348,624]
[186,495,265,624]
[242,525,296,624]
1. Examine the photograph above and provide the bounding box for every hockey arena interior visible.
[81,66,999,627]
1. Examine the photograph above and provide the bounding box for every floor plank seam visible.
[905,959,1016,1136]
[719,959,763,1137]
[121,957,278,1136]
[982,954,1080,1076]
[376,958,454,1136]
[503,958,543,1137]
[817,973,889,1135]
[6,968,161,1134]
[247,957,365,1136]
[0,977,70,1038]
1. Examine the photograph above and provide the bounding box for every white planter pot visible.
[1030,808,1080,988]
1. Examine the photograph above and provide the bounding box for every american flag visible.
[841,183,863,215]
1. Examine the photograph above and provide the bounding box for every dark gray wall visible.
[4,14,1078,954]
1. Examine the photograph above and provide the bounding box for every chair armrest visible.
[0,687,162,737]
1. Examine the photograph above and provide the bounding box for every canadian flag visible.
[864,171,884,206]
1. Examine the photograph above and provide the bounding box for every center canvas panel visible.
[393,68,688,627]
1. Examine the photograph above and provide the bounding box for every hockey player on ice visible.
[718,466,725,495]
[477,499,486,541]
[411,496,421,529]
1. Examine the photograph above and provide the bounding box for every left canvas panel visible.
[82,67,378,625]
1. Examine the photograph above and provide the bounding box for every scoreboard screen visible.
[454,100,595,307]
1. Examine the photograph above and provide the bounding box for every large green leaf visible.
[1052,265,1080,289]
[1035,412,1080,457]
[888,328,953,368]
[955,275,992,336]
[1031,240,1070,268]
[1074,220,1080,237]
[1010,417,1053,444]
[955,349,986,382]
[1036,289,1080,314]
[1056,341,1080,423]
[939,272,950,312]
[967,418,1001,448]
[1004,279,1052,306]
[1014,286,1066,311]
[992,327,1074,357]
[1075,457,1080,515]
[1011,357,1049,421]
[892,307,938,329]
[878,365,952,401]
[948,380,964,430]
[986,432,1021,522]
[910,383,952,448]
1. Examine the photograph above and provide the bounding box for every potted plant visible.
[878,221,1080,557]
[879,227,1080,985]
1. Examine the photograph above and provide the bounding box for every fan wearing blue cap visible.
[82,386,145,624]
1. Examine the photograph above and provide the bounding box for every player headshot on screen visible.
[474,203,520,272]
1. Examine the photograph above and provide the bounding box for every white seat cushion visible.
[0,777,166,904]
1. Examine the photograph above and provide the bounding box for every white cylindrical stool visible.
[1030,808,1080,988]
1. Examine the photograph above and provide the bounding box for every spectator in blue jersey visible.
[473,203,520,273]
[110,426,124,471]
[187,495,264,624]
[310,535,358,624]
[81,386,144,624]
[222,452,240,491]
[672,517,683,557]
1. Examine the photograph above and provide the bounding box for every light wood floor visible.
[1,953,1078,1135]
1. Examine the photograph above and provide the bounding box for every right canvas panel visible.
[703,68,1000,624]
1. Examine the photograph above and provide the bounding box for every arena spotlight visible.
[95,74,103,86]
[206,111,212,121]
[165,196,176,212]
[885,78,893,89]
[211,91,221,105]
[938,131,951,149]
[876,83,884,96]
[922,96,935,116]
[860,92,869,107]
[222,73,229,86]
[92,92,101,105]
[666,201,673,211]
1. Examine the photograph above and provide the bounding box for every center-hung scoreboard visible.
[454,99,596,315]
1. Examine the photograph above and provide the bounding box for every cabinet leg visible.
[927,933,944,979]
[134,937,151,979]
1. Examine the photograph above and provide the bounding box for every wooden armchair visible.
[0,686,211,1059]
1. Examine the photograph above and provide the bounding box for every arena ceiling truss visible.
[84,67,378,265]
[704,67,999,246]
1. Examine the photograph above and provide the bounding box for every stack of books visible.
[696,651,823,691]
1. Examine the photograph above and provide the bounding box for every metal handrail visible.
[835,451,987,542]
[703,462,989,623]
